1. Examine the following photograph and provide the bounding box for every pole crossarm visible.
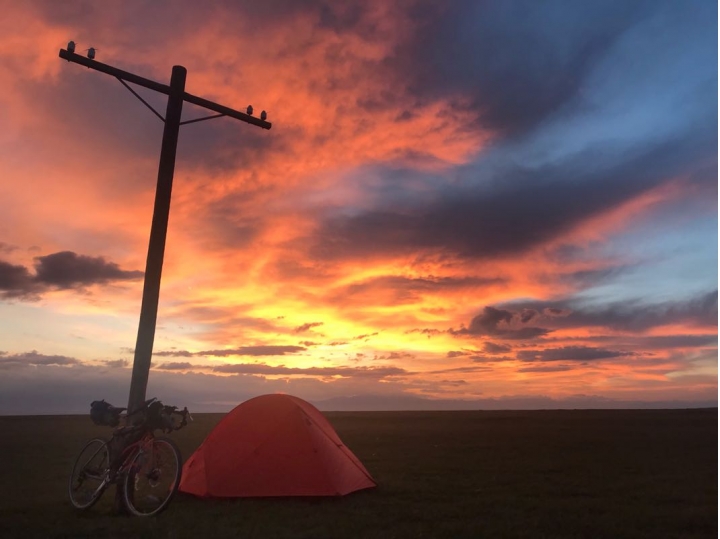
[59,49,171,94]
[182,92,271,129]
[58,49,272,130]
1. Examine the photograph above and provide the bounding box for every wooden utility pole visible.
[59,45,271,412]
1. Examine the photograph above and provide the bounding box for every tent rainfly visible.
[179,394,377,497]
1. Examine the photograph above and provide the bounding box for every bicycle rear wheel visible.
[122,437,182,516]
[68,437,110,510]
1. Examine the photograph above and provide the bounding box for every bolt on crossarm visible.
[58,45,271,413]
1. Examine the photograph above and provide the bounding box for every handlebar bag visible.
[90,400,119,427]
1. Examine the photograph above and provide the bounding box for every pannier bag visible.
[126,399,174,431]
[90,399,121,427]
[146,400,174,431]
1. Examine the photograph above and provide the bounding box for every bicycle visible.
[68,397,191,517]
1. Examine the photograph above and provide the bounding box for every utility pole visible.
[59,43,271,412]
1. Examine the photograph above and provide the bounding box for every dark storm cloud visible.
[517,365,574,373]
[553,267,632,288]
[0,261,38,299]
[304,0,718,264]
[428,365,493,375]
[41,0,381,47]
[626,335,717,349]
[33,251,143,288]
[310,121,717,262]
[452,291,717,342]
[503,290,718,333]
[551,334,717,350]
[451,306,550,340]
[155,362,197,370]
[153,350,195,358]
[389,0,655,136]
[517,346,635,362]
[154,345,306,358]
[484,342,512,354]
[471,355,512,364]
[0,252,143,300]
[212,363,408,378]
[0,351,80,368]
[103,359,129,368]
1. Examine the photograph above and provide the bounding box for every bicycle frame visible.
[81,429,156,500]
[116,430,156,476]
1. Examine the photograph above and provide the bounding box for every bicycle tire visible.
[68,437,110,510]
[122,436,182,517]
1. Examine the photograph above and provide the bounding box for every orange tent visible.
[179,394,377,497]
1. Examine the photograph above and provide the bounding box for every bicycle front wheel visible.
[68,437,110,510]
[122,437,182,517]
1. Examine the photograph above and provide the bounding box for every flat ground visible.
[0,409,716,539]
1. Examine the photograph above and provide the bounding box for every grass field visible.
[0,409,716,538]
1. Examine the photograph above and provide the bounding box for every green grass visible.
[0,409,716,538]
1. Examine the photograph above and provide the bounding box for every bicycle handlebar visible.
[161,405,193,431]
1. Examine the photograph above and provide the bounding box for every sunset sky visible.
[0,0,717,413]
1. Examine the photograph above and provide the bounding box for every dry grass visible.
[0,409,716,538]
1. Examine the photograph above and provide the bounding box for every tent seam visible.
[300,408,377,485]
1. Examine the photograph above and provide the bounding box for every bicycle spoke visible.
[68,438,110,510]
[123,437,182,516]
